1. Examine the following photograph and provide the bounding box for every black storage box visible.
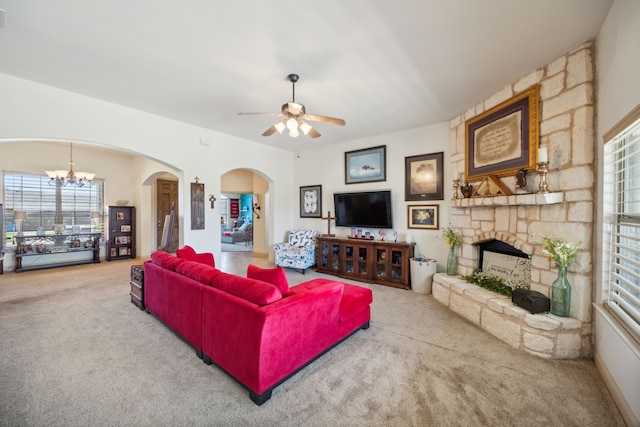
[511,288,550,314]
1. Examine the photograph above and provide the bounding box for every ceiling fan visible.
[239,74,346,138]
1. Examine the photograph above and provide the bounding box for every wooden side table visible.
[130,265,144,310]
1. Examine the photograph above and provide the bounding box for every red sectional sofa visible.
[143,251,372,405]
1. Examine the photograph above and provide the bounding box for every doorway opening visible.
[220,193,254,252]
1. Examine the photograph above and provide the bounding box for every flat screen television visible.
[333,190,393,229]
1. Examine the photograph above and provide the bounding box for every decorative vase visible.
[447,246,458,276]
[551,266,571,317]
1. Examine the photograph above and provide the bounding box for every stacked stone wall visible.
[446,41,595,356]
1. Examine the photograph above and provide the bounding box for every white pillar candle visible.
[538,147,548,163]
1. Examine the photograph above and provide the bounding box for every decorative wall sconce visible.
[209,195,216,209]
[253,194,261,219]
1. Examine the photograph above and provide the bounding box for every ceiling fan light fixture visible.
[300,121,312,135]
[240,74,345,139]
[274,121,286,134]
[286,117,298,131]
[288,102,303,115]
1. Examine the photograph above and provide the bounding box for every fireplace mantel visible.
[451,192,563,208]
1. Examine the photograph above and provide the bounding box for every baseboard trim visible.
[593,349,640,427]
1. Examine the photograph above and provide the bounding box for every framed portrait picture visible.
[115,236,128,244]
[300,185,322,218]
[405,152,444,201]
[191,182,205,230]
[345,145,386,184]
[116,212,125,220]
[119,247,129,256]
[407,205,439,230]
[465,84,540,181]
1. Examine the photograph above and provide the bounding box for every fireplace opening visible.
[476,240,531,285]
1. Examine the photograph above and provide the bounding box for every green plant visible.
[442,226,461,248]
[464,270,529,296]
[541,236,579,268]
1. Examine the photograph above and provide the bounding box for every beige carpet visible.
[0,256,625,426]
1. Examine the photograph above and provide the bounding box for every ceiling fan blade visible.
[304,114,346,126]
[262,125,278,136]
[308,127,321,138]
[238,112,282,116]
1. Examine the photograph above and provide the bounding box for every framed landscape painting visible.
[345,145,386,184]
[408,205,439,230]
[405,152,444,201]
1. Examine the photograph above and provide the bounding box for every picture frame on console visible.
[465,84,540,182]
[300,185,322,218]
[407,204,439,230]
[405,152,444,201]
[345,145,386,184]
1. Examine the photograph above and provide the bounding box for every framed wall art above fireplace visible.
[464,84,540,182]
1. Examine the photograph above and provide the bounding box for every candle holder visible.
[452,179,460,200]
[537,162,551,193]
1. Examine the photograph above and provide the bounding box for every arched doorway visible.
[221,168,270,257]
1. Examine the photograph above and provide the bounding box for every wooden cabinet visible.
[316,237,415,289]
[130,265,144,310]
[106,206,136,261]
[14,232,101,272]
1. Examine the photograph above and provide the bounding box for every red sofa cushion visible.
[210,271,282,305]
[176,245,215,267]
[175,260,219,284]
[150,250,184,271]
[246,264,290,296]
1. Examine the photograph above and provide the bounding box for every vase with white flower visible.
[542,236,579,317]
[442,227,461,276]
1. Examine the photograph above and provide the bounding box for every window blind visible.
[3,172,104,237]
[604,119,640,338]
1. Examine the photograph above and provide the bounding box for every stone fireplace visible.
[433,41,596,359]
[476,239,531,285]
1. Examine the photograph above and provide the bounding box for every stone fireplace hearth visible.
[432,273,589,359]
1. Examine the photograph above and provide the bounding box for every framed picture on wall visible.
[229,199,240,218]
[300,185,322,218]
[407,205,439,230]
[191,182,205,230]
[345,145,386,184]
[405,152,444,200]
[465,84,540,181]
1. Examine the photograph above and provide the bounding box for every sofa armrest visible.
[274,242,293,251]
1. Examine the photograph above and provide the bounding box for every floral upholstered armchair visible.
[274,229,320,274]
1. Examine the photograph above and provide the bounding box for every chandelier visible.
[45,142,95,187]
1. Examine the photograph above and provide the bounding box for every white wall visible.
[0,72,296,263]
[595,0,640,424]
[293,123,453,270]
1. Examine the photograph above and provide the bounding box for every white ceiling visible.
[0,0,613,152]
